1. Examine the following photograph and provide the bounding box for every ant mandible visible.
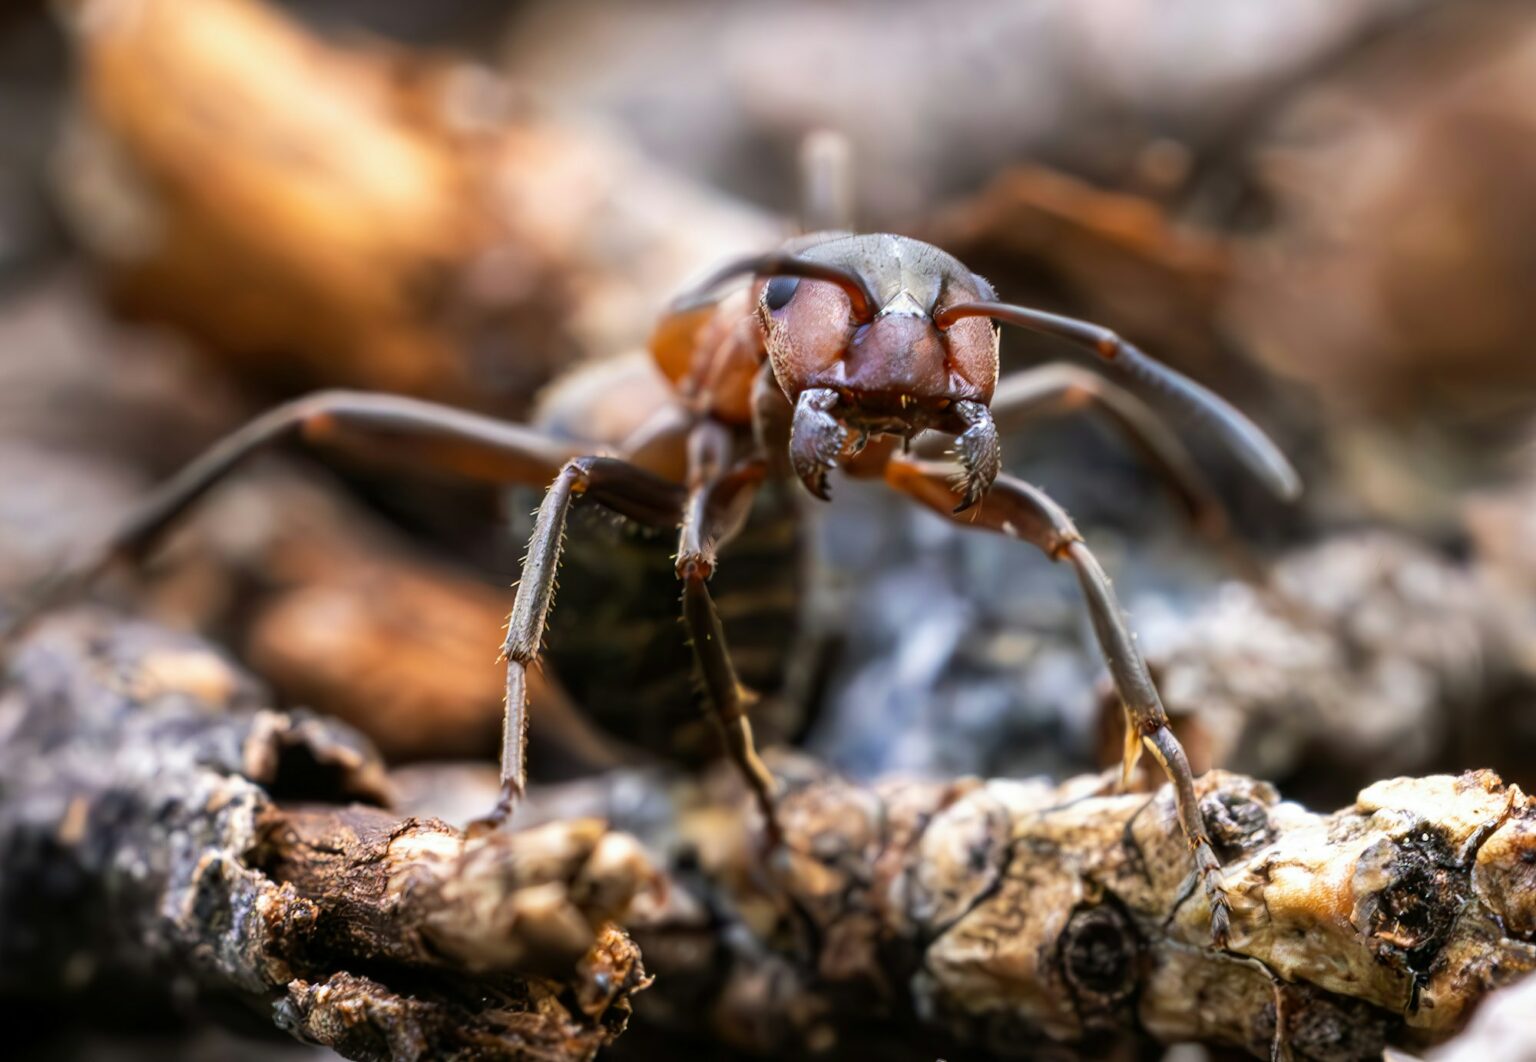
[5,142,1298,947]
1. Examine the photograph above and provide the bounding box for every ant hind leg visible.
[0,390,589,645]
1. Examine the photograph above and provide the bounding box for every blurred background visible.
[8,0,1536,1056]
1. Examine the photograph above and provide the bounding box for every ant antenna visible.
[938,301,1301,501]
[671,251,878,323]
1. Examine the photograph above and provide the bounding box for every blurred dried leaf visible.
[55,0,777,412]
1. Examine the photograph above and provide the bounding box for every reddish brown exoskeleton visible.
[640,225,1298,943]
[4,150,1297,946]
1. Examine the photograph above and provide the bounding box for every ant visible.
[4,141,1297,946]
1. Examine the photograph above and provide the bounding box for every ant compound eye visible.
[763,275,800,312]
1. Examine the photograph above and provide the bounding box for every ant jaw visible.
[788,388,845,501]
[952,400,1000,512]
[786,389,998,508]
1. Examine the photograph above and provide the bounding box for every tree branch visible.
[5,610,1534,1060]
[510,757,1536,1058]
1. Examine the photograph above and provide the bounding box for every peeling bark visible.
[0,610,652,1061]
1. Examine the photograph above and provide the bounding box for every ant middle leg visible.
[885,456,1232,946]
[675,422,780,841]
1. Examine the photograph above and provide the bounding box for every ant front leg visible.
[675,422,780,843]
[885,455,1232,947]
[493,457,686,824]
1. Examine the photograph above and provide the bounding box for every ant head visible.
[669,234,1003,506]
[752,234,999,438]
[673,231,1302,511]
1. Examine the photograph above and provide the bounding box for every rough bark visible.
[494,758,1536,1060]
[0,610,654,1061]
[7,610,1535,1060]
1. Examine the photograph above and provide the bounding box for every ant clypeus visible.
[5,142,1297,945]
